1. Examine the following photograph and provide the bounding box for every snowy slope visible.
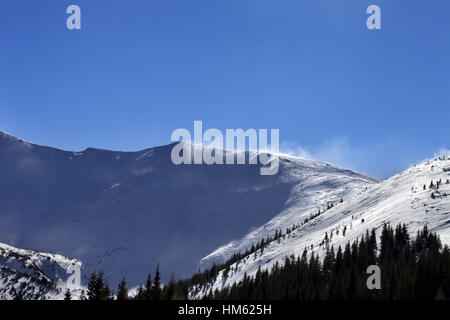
[191,157,450,298]
[0,242,83,300]
[199,156,379,269]
[0,130,377,288]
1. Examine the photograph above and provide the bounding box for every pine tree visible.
[87,270,111,300]
[116,278,128,300]
[346,266,360,300]
[144,273,153,300]
[135,284,145,300]
[64,288,72,301]
[153,264,162,300]
[165,274,175,300]
[87,272,98,300]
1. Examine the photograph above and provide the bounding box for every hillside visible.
[0,242,82,300]
[0,131,377,288]
[191,156,450,298]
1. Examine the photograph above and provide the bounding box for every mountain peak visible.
[0,134,377,287]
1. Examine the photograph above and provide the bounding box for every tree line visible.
[203,224,450,300]
[66,224,450,300]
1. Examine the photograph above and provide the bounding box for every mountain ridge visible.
[190,156,450,298]
[0,130,378,289]
[0,242,83,300]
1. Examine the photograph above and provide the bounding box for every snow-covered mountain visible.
[0,130,377,290]
[199,156,379,269]
[0,242,82,300]
[190,157,450,298]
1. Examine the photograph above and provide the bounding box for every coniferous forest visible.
[206,224,450,300]
[70,224,450,301]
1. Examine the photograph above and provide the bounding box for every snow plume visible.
[280,137,436,180]
[280,137,374,176]
[278,142,312,160]
[414,147,450,168]
[434,147,450,158]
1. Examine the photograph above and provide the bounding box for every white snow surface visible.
[0,130,378,288]
[199,156,379,269]
[1,130,448,300]
[191,157,450,299]
[0,242,83,300]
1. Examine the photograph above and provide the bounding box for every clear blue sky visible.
[0,0,449,179]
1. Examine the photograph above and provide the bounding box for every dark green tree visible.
[116,278,128,300]
[153,264,162,300]
[64,288,72,301]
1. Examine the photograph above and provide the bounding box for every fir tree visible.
[116,278,128,300]
[64,288,72,301]
[144,273,153,300]
[165,274,176,300]
[153,264,162,300]
[87,270,111,300]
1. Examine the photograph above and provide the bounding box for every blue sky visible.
[0,0,449,179]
